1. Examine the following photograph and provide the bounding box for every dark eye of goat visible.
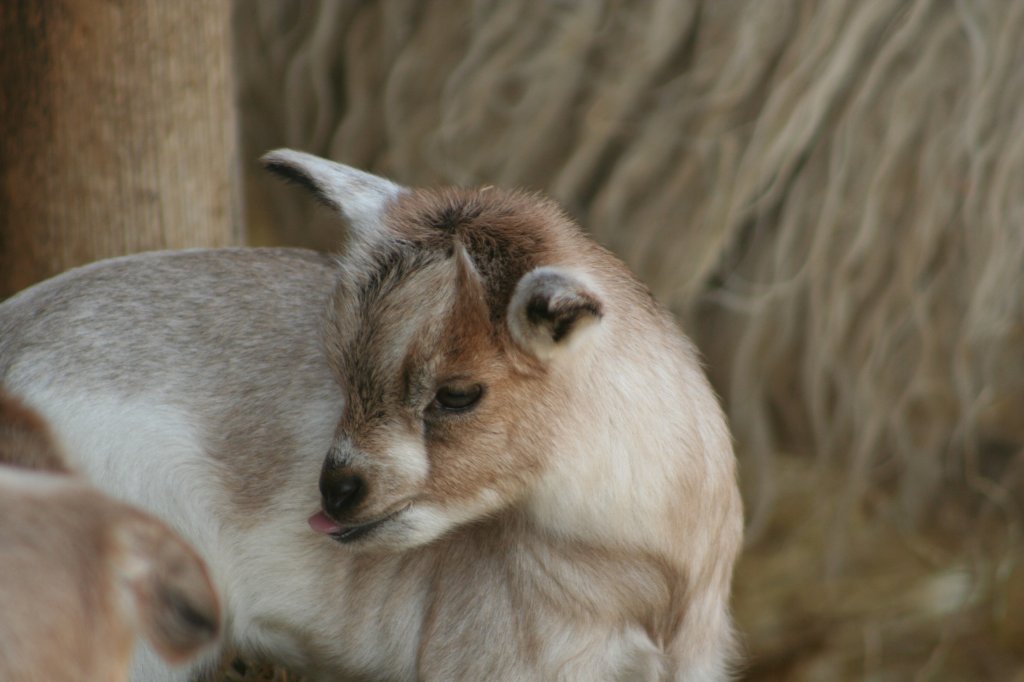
[433,385,483,412]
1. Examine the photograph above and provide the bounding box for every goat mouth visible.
[308,504,410,544]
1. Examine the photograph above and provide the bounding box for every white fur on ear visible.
[260,149,405,237]
[508,267,604,360]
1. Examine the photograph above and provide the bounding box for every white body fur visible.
[0,151,742,681]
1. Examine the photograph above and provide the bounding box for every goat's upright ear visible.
[260,149,405,240]
[508,267,604,360]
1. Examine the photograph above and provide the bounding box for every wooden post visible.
[0,1,240,298]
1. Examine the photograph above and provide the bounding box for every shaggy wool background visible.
[232,1,1024,679]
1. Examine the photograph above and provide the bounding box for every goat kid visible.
[0,150,743,680]
[0,392,220,681]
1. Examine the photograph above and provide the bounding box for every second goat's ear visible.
[508,267,604,360]
[115,516,221,664]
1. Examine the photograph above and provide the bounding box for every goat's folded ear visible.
[260,149,405,236]
[114,515,221,663]
[508,267,604,360]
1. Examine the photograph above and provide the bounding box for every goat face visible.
[263,153,607,550]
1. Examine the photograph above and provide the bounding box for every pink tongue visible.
[308,511,343,534]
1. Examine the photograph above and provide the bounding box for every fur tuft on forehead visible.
[383,187,575,324]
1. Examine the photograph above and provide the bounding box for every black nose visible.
[320,465,366,519]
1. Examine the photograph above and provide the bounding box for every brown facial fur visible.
[322,188,607,520]
[388,187,566,326]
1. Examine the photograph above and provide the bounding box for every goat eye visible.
[432,385,483,412]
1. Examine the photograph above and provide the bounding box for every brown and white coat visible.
[0,151,742,681]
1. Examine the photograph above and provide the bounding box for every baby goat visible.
[0,151,743,680]
[0,393,220,681]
